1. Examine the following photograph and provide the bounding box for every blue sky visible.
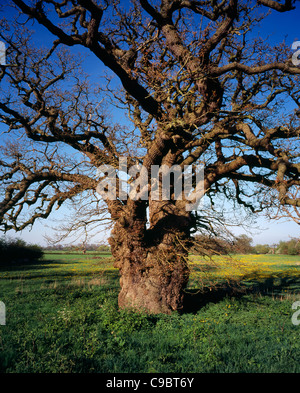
[1,1,300,247]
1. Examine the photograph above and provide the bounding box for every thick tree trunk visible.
[108,200,191,314]
[117,248,189,314]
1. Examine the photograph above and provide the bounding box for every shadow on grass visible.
[0,255,114,270]
[182,271,300,314]
[0,257,120,286]
[0,258,70,273]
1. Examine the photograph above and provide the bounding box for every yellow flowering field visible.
[1,251,298,296]
[188,253,300,290]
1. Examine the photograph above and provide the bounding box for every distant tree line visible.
[41,237,300,256]
[275,239,300,255]
[1,237,298,265]
[45,243,110,253]
[192,235,300,256]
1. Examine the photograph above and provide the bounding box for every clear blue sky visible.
[1,1,300,247]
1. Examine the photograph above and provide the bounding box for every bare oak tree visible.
[0,0,299,313]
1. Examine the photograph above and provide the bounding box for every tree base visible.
[117,254,189,314]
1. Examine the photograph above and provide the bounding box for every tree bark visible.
[108,200,191,314]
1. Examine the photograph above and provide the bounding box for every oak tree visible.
[0,0,299,313]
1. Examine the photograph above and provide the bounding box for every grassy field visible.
[0,251,299,373]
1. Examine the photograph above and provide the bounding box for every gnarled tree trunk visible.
[108,200,191,314]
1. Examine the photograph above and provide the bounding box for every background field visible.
[0,251,299,373]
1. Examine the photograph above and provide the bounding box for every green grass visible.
[0,252,299,373]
